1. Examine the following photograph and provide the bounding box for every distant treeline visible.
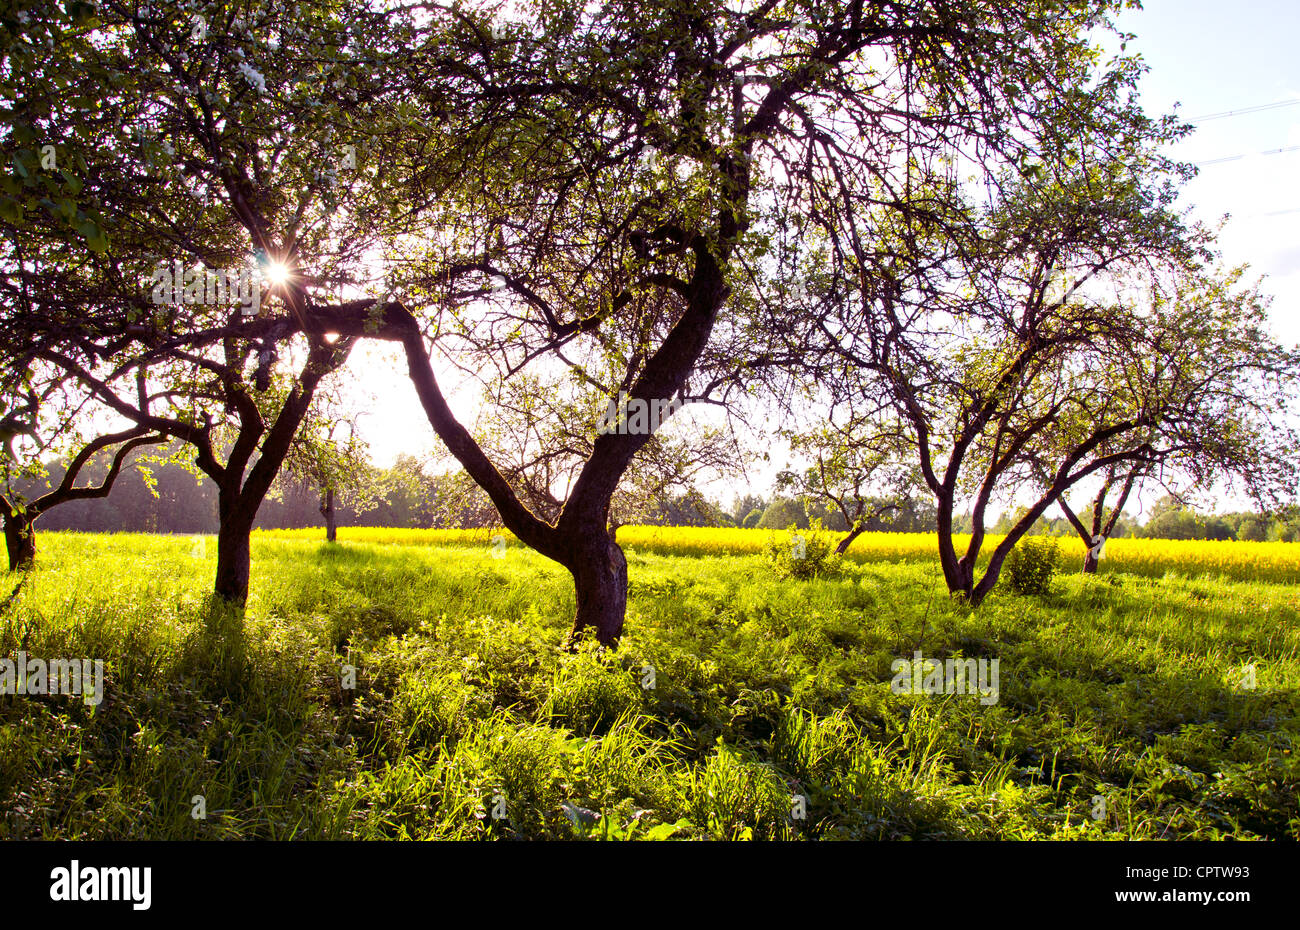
[736,494,1300,543]
[14,447,1298,542]
[15,448,732,534]
[18,451,486,534]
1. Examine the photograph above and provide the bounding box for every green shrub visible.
[546,641,644,734]
[764,519,843,580]
[1003,536,1061,596]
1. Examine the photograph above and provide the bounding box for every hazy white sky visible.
[1115,0,1300,342]
[345,2,1300,514]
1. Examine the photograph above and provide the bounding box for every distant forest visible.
[12,445,1300,542]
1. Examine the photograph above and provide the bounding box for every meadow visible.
[0,528,1296,840]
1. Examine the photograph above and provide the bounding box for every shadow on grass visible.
[175,596,251,700]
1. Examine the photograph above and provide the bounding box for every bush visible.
[764,520,842,580]
[1002,536,1061,596]
[742,509,763,529]
[546,641,643,734]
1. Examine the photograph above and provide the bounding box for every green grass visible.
[1,531,1297,839]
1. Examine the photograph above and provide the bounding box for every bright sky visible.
[1115,0,1300,343]
[344,2,1300,515]
[337,341,473,469]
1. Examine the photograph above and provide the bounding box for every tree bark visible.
[1058,494,1100,574]
[214,491,255,605]
[948,559,975,601]
[320,488,337,542]
[935,490,976,599]
[969,548,1009,606]
[4,510,35,572]
[1084,483,1108,574]
[835,523,865,556]
[568,533,629,646]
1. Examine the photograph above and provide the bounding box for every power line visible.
[1187,99,1300,122]
[1195,144,1300,167]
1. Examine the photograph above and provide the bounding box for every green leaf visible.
[78,219,109,252]
[643,818,690,840]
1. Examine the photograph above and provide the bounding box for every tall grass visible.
[0,531,1295,839]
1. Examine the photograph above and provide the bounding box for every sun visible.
[263,260,291,287]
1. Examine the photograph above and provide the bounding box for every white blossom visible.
[238,61,267,93]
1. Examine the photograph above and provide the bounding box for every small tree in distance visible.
[281,413,379,543]
[776,415,919,555]
[1054,463,1146,573]
[757,498,809,531]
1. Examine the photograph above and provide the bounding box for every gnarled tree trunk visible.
[4,509,35,572]
[567,531,629,646]
[310,185,737,650]
[2,429,162,573]
[203,336,357,609]
[320,488,337,542]
[835,523,865,556]
[935,490,977,600]
[214,495,255,606]
[970,548,1010,606]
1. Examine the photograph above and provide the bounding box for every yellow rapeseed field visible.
[256,525,1300,584]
